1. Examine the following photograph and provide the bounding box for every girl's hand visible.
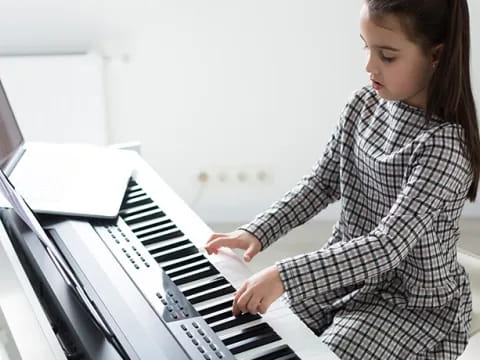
[205,229,261,262]
[232,265,285,316]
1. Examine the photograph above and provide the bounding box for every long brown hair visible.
[366,0,480,202]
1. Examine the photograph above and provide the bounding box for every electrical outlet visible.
[195,167,273,185]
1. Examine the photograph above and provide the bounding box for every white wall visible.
[0,53,107,145]
[0,0,478,222]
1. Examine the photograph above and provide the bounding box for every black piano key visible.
[198,300,233,317]
[124,210,166,226]
[167,259,211,279]
[189,285,236,305]
[153,245,199,263]
[127,178,138,187]
[182,277,229,297]
[222,323,272,346]
[123,196,154,209]
[148,239,192,255]
[120,204,158,217]
[141,230,184,246]
[136,223,178,239]
[162,254,206,272]
[126,191,146,200]
[131,218,172,233]
[173,267,219,286]
[274,354,300,360]
[250,345,299,360]
[211,313,261,332]
[229,332,281,355]
[204,309,234,324]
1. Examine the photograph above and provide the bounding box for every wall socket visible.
[196,167,273,185]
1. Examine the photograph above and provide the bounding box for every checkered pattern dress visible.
[240,86,473,359]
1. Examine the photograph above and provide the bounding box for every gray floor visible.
[209,218,480,273]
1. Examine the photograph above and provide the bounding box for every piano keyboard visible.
[92,153,338,360]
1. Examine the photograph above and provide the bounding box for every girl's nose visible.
[365,52,378,75]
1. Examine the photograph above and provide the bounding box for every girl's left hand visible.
[232,265,285,316]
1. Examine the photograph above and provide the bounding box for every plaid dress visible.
[240,86,473,359]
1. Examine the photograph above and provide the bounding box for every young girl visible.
[205,0,480,358]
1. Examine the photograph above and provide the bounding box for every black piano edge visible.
[0,208,125,360]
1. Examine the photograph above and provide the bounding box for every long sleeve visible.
[276,124,472,306]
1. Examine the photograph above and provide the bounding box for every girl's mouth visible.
[371,79,384,91]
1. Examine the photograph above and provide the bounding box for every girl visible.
[205,0,480,358]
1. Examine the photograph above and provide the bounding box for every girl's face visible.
[359,4,439,109]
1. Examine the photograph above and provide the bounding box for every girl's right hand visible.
[204,230,261,262]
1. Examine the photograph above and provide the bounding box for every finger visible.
[246,294,262,315]
[257,300,271,314]
[205,237,241,254]
[243,243,259,262]
[234,290,253,316]
[205,233,225,245]
[232,283,248,315]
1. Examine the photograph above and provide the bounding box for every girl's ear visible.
[431,44,444,68]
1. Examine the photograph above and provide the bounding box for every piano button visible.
[173,266,219,286]
[209,343,217,351]
[203,336,211,344]
[154,245,199,263]
[198,329,205,336]
[204,355,212,360]
[249,344,298,360]
[189,286,236,305]
[162,254,206,271]
[198,299,233,317]
[197,346,205,354]
[186,331,193,338]
[181,324,187,331]
[211,313,261,332]
[215,351,224,359]
[161,299,168,305]
[192,339,199,346]
[228,332,281,355]
[192,322,199,328]
[141,230,185,246]
[182,277,229,297]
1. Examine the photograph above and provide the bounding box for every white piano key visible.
[134,221,177,238]
[177,275,226,293]
[191,293,235,310]
[140,227,184,244]
[123,193,152,206]
[128,213,170,230]
[120,202,158,217]
[260,306,339,359]
[234,339,287,360]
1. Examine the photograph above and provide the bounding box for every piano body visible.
[0,150,338,360]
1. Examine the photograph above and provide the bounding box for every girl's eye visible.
[380,52,395,63]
